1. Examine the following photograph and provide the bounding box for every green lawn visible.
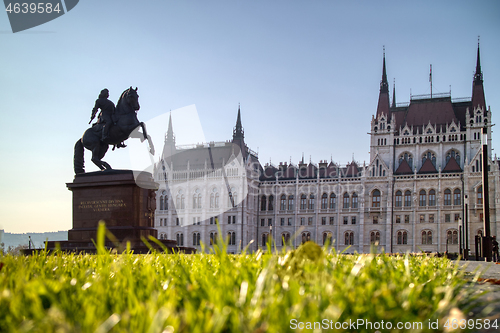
[0,230,481,332]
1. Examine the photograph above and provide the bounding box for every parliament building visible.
[153,44,499,254]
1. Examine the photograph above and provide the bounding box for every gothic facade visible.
[154,45,499,254]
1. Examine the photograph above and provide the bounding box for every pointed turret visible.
[166,113,175,145]
[162,112,176,158]
[376,48,391,118]
[472,39,486,113]
[231,105,247,159]
[233,104,244,140]
[391,79,396,108]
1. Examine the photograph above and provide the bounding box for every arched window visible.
[370,231,380,244]
[419,190,426,207]
[193,190,199,209]
[352,193,358,208]
[268,195,274,211]
[397,231,408,245]
[261,233,268,246]
[428,189,436,206]
[228,231,236,245]
[344,231,354,245]
[308,194,315,210]
[421,231,432,245]
[453,189,461,206]
[193,232,200,246]
[321,193,328,209]
[343,193,350,208]
[176,233,184,246]
[446,230,458,245]
[372,190,381,208]
[210,188,219,209]
[323,232,333,245]
[280,194,287,210]
[301,232,311,244]
[300,194,307,210]
[446,150,460,165]
[210,232,218,245]
[422,151,437,167]
[443,189,451,206]
[477,186,483,205]
[228,187,236,207]
[281,233,291,246]
[260,195,267,211]
[288,195,294,211]
[159,233,167,240]
[160,190,168,210]
[329,193,336,209]
[398,152,413,170]
[404,190,411,207]
[395,190,402,207]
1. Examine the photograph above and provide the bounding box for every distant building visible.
[154,44,498,254]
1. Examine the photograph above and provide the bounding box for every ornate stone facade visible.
[154,45,498,254]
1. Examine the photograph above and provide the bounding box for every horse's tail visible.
[74,139,85,174]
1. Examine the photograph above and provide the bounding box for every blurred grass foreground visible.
[0,226,481,332]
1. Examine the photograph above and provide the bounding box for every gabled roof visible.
[284,164,297,179]
[418,159,438,174]
[324,162,338,178]
[344,161,360,177]
[395,159,412,175]
[261,165,277,181]
[442,157,462,173]
[298,163,317,179]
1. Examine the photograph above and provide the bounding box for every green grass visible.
[0,231,479,332]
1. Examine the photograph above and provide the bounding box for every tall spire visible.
[472,38,486,113]
[165,112,175,144]
[162,112,176,159]
[392,78,396,108]
[380,46,389,93]
[376,47,391,118]
[233,103,244,140]
[474,37,483,83]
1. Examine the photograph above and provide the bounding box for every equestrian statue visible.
[74,87,155,174]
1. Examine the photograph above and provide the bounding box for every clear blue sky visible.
[1,0,499,233]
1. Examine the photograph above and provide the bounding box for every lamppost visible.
[458,217,462,256]
[464,194,469,260]
[481,127,493,262]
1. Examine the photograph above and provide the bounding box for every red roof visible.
[442,157,462,173]
[377,92,390,119]
[395,159,413,175]
[472,82,486,113]
[404,98,457,128]
[418,159,438,174]
[345,162,360,177]
[284,165,297,179]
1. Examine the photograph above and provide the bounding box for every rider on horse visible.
[89,88,126,148]
[90,88,115,140]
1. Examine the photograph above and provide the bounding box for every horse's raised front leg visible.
[140,122,155,155]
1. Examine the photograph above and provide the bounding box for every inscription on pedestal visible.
[78,199,127,212]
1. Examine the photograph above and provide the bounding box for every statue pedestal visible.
[67,170,157,242]
[43,170,194,253]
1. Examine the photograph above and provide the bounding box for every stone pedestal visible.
[40,170,194,254]
[67,170,157,242]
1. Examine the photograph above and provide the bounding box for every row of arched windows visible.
[263,193,341,211]
[259,229,462,247]
[160,187,239,211]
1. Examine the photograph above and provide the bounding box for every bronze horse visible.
[74,87,155,174]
